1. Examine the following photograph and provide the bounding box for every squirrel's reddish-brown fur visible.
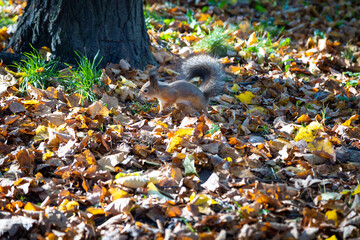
[139,53,225,114]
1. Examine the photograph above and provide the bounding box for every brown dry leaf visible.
[166,205,182,218]
[45,87,58,99]
[86,101,110,118]
[133,144,151,158]
[100,93,119,110]
[65,93,82,107]
[16,149,35,174]
[104,198,134,215]
[9,101,26,113]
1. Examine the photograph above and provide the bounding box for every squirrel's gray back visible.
[180,54,224,99]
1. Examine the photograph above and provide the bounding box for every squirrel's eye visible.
[144,89,148,93]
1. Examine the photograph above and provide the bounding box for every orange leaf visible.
[83,149,97,165]
[24,202,42,211]
[82,177,89,192]
[166,206,182,217]
[297,114,311,123]
[197,13,211,22]
[229,64,242,74]
[11,201,24,208]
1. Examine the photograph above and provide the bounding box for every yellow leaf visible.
[241,205,256,216]
[231,84,240,92]
[42,150,54,161]
[235,91,255,104]
[156,121,168,129]
[55,123,67,132]
[246,32,258,45]
[294,122,323,142]
[189,192,196,202]
[307,122,324,131]
[246,107,264,114]
[340,189,350,195]
[182,35,198,42]
[108,124,123,137]
[58,199,68,211]
[14,178,24,186]
[325,209,339,227]
[174,128,194,137]
[342,114,359,126]
[87,101,109,118]
[86,207,105,215]
[66,201,79,211]
[214,19,224,26]
[166,128,194,153]
[34,125,49,141]
[166,136,182,153]
[59,199,79,212]
[23,100,39,105]
[147,182,158,192]
[190,193,218,214]
[325,236,337,240]
[352,184,360,195]
[120,76,137,88]
[111,189,128,200]
[46,233,57,240]
[307,138,334,153]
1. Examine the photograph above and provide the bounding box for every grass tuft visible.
[12,45,58,93]
[194,27,233,56]
[61,51,103,103]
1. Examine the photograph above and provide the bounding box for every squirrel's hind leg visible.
[191,102,209,116]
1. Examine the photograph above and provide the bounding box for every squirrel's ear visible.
[149,68,158,90]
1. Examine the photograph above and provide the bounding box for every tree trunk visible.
[8,0,156,69]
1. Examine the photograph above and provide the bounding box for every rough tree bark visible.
[7,0,156,69]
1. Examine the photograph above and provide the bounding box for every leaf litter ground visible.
[1,0,360,239]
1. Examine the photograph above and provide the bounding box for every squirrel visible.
[139,54,225,115]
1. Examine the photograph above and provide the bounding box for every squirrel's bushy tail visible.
[180,53,225,100]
